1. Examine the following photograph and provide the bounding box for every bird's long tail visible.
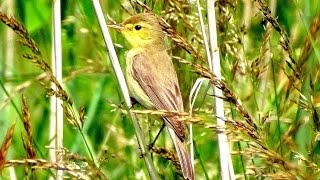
[168,128,194,180]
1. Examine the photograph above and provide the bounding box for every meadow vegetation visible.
[0,0,319,179]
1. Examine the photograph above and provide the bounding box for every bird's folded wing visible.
[131,53,185,140]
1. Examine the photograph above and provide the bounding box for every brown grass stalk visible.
[173,56,257,130]
[254,0,301,80]
[0,11,84,130]
[0,124,16,171]
[21,95,37,178]
[21,95,36,159]
[4,159,88,179]
[150,146,183,177]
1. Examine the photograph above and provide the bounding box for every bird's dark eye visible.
[134,25,142,30]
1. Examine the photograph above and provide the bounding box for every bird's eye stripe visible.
[134,25,142,30]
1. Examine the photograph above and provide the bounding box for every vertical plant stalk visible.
[91,0,158,179]
[206,1,235,179]
[3,0,17,178]
[189,77,208,173]
[4,1,14,79]
[50,0,64,179]
[196,0,212,70]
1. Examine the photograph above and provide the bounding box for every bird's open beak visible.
[107,24,124,32]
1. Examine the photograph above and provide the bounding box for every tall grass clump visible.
[0,0,319,179]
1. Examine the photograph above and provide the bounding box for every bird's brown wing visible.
[131,53,194,180]
[131,53,185,140]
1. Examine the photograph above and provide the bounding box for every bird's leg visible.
[129,97,139,108]
[149,123,166,149]
[120,97,138,109]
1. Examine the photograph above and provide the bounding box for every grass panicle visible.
[0,9,98,177]
[1,0,320,179]
[0,124,16,171]
[150,146,183,177]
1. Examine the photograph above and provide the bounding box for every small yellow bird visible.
[111,13,194,179]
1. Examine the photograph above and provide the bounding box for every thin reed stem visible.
[206,1,235,179]
[50,0,64,179]
[91,0,158,179]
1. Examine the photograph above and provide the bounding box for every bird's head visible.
[110,13,165,49]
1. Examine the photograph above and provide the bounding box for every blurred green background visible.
[0,0,320,179]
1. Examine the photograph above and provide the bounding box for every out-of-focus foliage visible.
[0,0,319,179]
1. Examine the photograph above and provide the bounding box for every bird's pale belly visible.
[125,51,154,109]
